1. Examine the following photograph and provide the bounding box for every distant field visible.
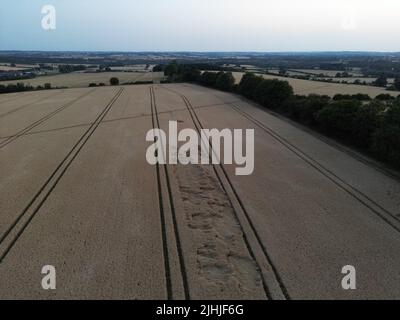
[318,77,395,84]
[0,66,30,72]
[293,69,364,77]
[319,77,376,84]
[266,69,395,84]
[231,72,400,98]
[110,64,156,72]
[0,63,38,71]
[268,69,306,76]
[268,69,364,77]
[0,71,165,88]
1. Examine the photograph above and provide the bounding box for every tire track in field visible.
[0,91,38,106]
[183,84,400,232]
[149,87,190,299]
[0,88,124,263]
[0,89,96,149]
[160,85,288,300]
[197,83,400,186]
[228,102,400,234]
[0,90,62,119]
[0,101,239,140]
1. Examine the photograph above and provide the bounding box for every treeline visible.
[58,64,87,73]
[0,82,59,94]
[240,73,400,168]
[360,61,400,79]
[163,62,400,169]
[153,62,223,76]
[0,73,35,81]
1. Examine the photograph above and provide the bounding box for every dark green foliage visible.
[133,81,154,85]
[180,66,201,82]
[375,93,394,101]
[109,77,119,85]
[0,83,34,93]
[371,102,400,166]
[58,64,86,73]
[316,100,362,138]
[198,72,219,87]
[238,73,264,99]
[58,65,74,73]
[152,65,163,72]
[333,93,371,101]
[0,82,62,94]
[122,81,154,86]
[374,76,388,87]
[253,80,274,106]
[284,94,330,125]
[394,78,400,90]
[154,63,223,73]
[253,79,293,109]
[215,72,235,91]
[162,61,201,82]
[164,61,179,78]
[352,101,385,148]
[315,100,385,148]
[198,71,235,91]
[146,59,400,169]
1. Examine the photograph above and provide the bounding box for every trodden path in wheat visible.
[0,84,399,299]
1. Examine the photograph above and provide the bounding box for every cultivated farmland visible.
[231,72,400,97]
[291,69,364,77]
[0,71,165,88]
[0,64,38,71]
[1,84,400,299]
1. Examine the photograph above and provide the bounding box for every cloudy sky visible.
[1,0,399,51]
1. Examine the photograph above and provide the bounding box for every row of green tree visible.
[153,62,224,75]
[373,76,400,90]
[58,64,87,73]
[0,82,53,94]
[88,77,120,87]
[162,61,400,169]
[245,73,400,168]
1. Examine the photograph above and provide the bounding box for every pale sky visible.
[0,0,399,51]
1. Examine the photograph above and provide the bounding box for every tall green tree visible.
[371,102,400,166]
[374,76,388,87]
[316,100,362,138]
[238,73,263,99]
[215,72,235,91]
[253,79,293,109]
[164,60,179,77]
[110,77,119,86]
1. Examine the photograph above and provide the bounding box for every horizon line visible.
[1,50,400,54]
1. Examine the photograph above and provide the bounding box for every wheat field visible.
[0,72,165,88]
[231,72,400,98]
